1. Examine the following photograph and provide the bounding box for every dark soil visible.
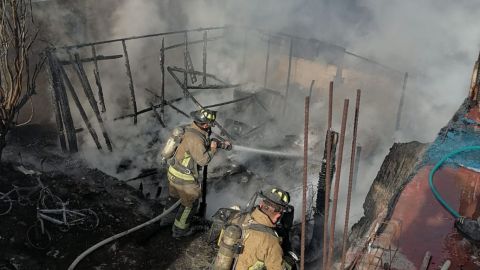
[0,125,216,270]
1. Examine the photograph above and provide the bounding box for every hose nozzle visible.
[455,217,480,242]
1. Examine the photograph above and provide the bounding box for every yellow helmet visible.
[190,109,217,125]
[261,187,290,208]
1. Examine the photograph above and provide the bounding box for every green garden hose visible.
[429,145,480,219]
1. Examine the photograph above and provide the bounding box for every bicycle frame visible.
[38,209,89,226]
[4,177,46,204]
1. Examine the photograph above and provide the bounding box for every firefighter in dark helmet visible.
[214,187,298,270]
[164,108,231,238]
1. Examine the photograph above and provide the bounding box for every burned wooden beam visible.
[70,52,113,152]
[203,31,207,87]
[168,66,227,85]
[167,67,235,140]
[91,45,107,113]
[59,54,123,65]
[151,103,166,128]
[122,40,138,125]
[264,37,271,88]
[62,26,227,49]
[114,95,184,121]
[59,63,103,150]
[46,50,67,151]
[283,37,294,115]
[47,51,78,152]
[164,36,223,51]
[188,84,242,90]
[203,95,253,109]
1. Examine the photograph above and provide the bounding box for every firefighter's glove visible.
[212,138,232,151]
[283,251,299,270]
[221,140,232,151]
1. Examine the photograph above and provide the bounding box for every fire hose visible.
[68,200,181,270]
[429,145,480,241]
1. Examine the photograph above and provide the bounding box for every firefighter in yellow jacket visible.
[166,108,230,237]
[232,188,297,270]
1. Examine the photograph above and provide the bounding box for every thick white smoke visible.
[31,1,480,259]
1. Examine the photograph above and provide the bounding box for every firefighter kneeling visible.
[213,187,299,270]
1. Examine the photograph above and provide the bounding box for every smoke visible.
[29,0,480,264]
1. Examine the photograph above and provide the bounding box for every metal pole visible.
[352,146,362,192]
[263,37,271,88]
[326,99,349,270]
[122,40,138,125]
[283,38,293,115]
[322,81,334,270]
[91,45,106,113]
[160,38,165,119]
[184,31,188,91]
[395,72,408,131]
[301,96,310,270]
[341,89,361,269]
[203,31,207,86]
[328,81,333,128]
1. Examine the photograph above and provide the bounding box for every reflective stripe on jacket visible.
[168,123,215,182]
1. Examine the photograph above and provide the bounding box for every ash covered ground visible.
[0,124,217,270]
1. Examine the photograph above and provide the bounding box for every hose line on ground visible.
[429,145,480,219]
[68,200,181,270]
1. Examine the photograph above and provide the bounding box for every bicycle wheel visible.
[0,193,12,216]
[77,209,99,231]
[17,194,30,206]
[41,192,62,209]
[26,222,51,249]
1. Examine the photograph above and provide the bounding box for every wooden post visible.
[122,40,138,125]
[71,52,113,152]
[264,37,271,88]
[59,64,103,150]
[283,38,293,115]
[48,52,78,152]
[301,96,310,270]
[46,51,67,151]
[91,45,106,113]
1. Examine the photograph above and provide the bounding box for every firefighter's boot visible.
[159,196,178,227]
[172,204,196,238]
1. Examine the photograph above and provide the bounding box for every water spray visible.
[232,145,303,158]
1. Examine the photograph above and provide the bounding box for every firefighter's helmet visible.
[190,109,217,126]
[260,187,290,210]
